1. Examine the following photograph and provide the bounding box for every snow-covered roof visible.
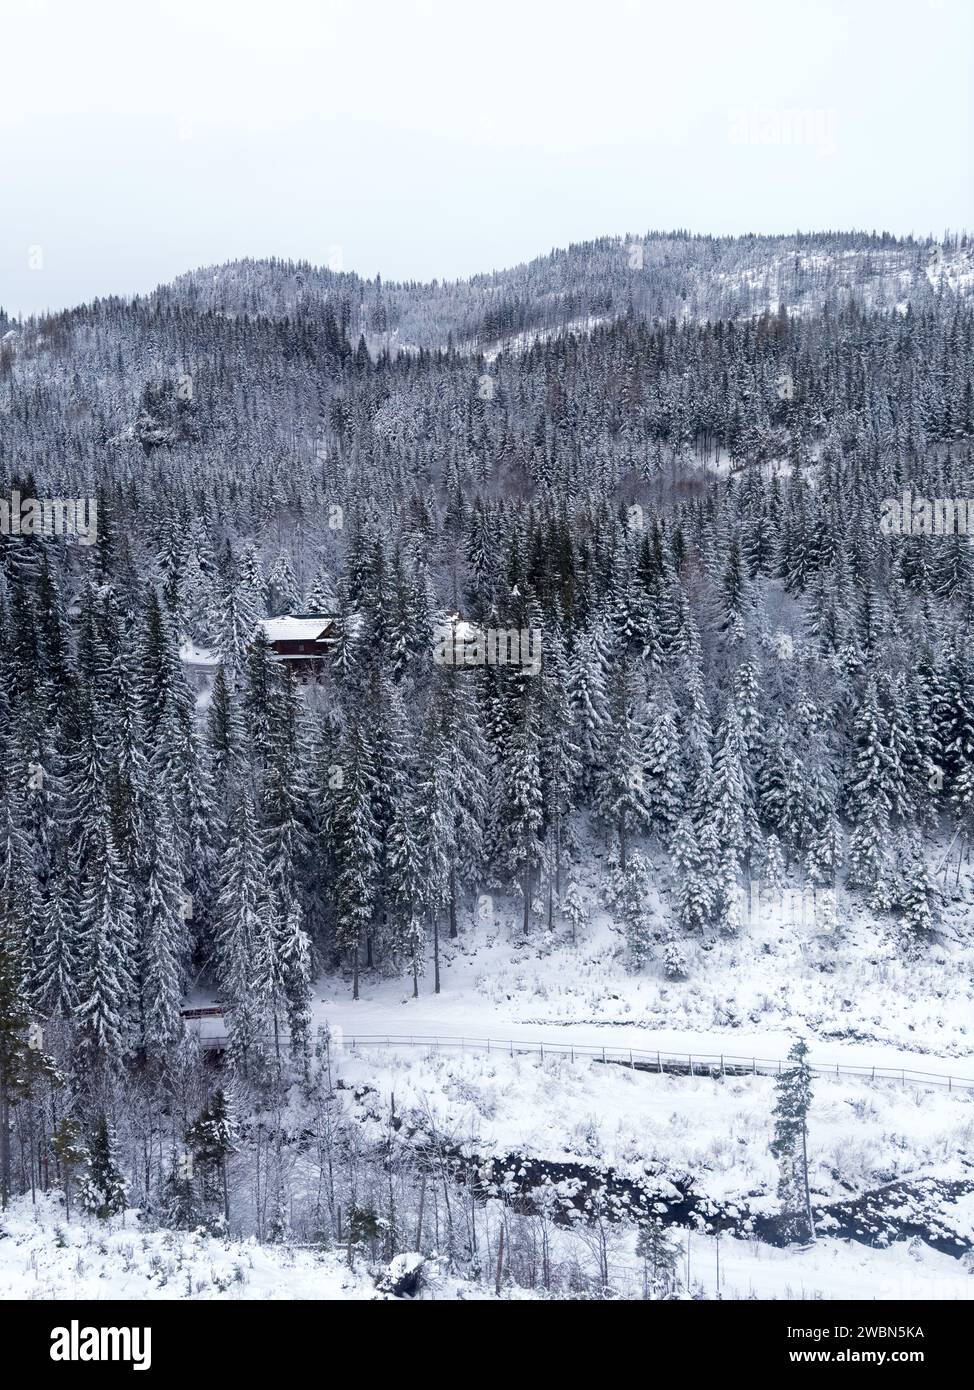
[259,616,336,643]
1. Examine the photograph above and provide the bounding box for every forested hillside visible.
[153,229,971,351]
[2,230,974,1294]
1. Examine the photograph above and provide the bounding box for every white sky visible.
[2,0,972,316]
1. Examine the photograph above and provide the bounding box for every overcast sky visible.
[3,0,972,317]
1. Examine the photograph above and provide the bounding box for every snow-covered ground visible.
[0,1198,496,1301]
[0,1198,374,1300]
[649,1230,973,1301]
[2,1193,969,1302]
[333,1047,974,1207]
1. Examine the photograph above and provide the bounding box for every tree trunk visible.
[494,1221,505,1296]
[221,1154,230,1226]
[0,1086,9,1210]
[432,908,440,994]
[801,1120,815,1241]
[448,867,458,939]
[415,1176,426,1248]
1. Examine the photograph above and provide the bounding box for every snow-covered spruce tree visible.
[175,531,214,643]
[643,694,684,844]
[206,660,246,797]
[140,786,189,1052]
[680,657,713,809]
[762,831,785,893]
[709,699,758,927]
[50,1116,87,1219]
[566,634,609,795]
[303,558,337,614]
[138,587,187,753]
[898,837,937,956]
[277,898,312,1063]
[262,662,309,911]
[241,627,276,771]
[34,847,81,1018]
[386,700,427,994]
[846,676,893,899]
[538,627,580,918]
[185,1087,236,1229]
[160,1145,198,1231]
[758,712,791,840]
[215,783,266,1073]
[613,847,653,969]
[162,690,216,968]
[78,1114,127,1221]
[734,659,764,771]
[436,668,488,939]
[212,542,261,674]
[75,829,138,1066]
[332,707,379,999]
[496,685,545,938]
[0,917,61,1208]
[769,1038,815,1244]
[662,574,701,666]
[719,538,750,640]
[636,1219,680,1299]
[561,879,587,946]
[268,1175,292,1244]
[266,550,299,617]
[659,921,688,980]
[0,797,44,1005]
[671,813,712,933]
[595,656,651,870]
[940,639,974,834]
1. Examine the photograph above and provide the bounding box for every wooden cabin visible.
[258,613,339,672]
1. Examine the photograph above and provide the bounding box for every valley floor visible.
[2,1195,969,1301]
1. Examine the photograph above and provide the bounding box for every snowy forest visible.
[2,229,974,1300]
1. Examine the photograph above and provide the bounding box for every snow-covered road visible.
[313,1003,974,1087]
